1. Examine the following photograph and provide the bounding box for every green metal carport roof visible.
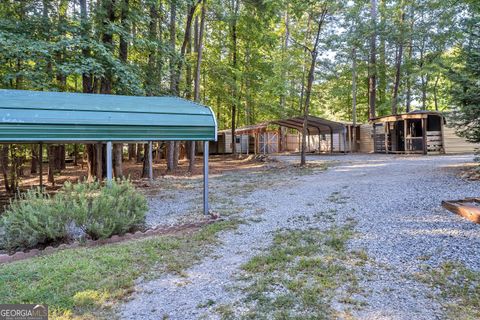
[0,89,217,142]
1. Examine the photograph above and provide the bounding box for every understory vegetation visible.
[0,219,240,319]
[0,179,147,251]
[217,222,368,319]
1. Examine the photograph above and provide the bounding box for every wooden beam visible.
[442,199,480,224]
[330,127,333,153]
[385,122,389,154]
[440,116,446,154]
[422,118,428,155]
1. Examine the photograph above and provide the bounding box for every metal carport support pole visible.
[106,141,113,184]
[203,141,209,215]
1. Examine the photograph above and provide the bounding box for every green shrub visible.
[0,189,69,252]
[61,179,148,240]
[0,179,148,251]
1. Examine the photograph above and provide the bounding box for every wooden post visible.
[385,122,389,154]
[422,117,428,155]
[373,124,377,153]
[317,133,321,153]
[404,119,408,154]
[347,125,352,153]
[440,115,446,154]
[306,128,311,152]
[329,130,333,153]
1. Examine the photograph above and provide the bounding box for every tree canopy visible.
[0,0,473,128]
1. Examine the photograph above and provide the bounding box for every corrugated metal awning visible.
[0,89,217,142]
[271,116,346,134]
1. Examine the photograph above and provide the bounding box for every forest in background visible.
[0,0,478,186]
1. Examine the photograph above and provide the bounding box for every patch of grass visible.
[225,222,366,319]
[327,191,350,204]
[197,299,216,309]
[0,219,240,319]
[417,261,480,319]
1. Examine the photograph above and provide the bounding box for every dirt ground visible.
[0,154,270,209]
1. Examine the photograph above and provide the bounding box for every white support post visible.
[106,141,113,184]
[203,141,209,215]
[148,141,153,181]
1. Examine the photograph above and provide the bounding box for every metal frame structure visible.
[219,116,351,154]
[0,89,217,215]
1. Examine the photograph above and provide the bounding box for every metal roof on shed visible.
[0,89,217,142]
[271,116,346,134]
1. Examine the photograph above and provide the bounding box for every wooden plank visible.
[442,199,480,224]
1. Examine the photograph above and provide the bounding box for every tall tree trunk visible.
[169,0,177,95]
[145,0,158,95]
[136,143,143,163]
[113,144,123,178]
[80,0,93,93]
[392,5,405,115]
[279,11,290,151]
[80,0,97,179]
[56,0,68,90]
[351,47,357,152]
[100,0,115,94]
[167,142,174,173]
[405,10,414,112]
[73,144,78,166]
[47,145,55,186]
[86,145,95,181]
[189,0,207,173]
[59,145,66,170]
[434,75,440,111]
[230,0,240,156]
[175,0,201,95]
[142,143,150,178]
[95,143,103,179]
[299,14,312,114]
[301,9,327,166]
[368,0,377,119]
[378,0,386,108]
[168,0,177,172]
[128,144,135,160]
[31,145,38,174]
[1,145,10,192]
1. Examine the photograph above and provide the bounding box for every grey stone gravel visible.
[120,154,479,320]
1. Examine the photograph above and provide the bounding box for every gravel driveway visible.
[120,154,479,319]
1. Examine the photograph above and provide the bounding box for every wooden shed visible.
[370,111,445,154]
[359,111,479,154]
